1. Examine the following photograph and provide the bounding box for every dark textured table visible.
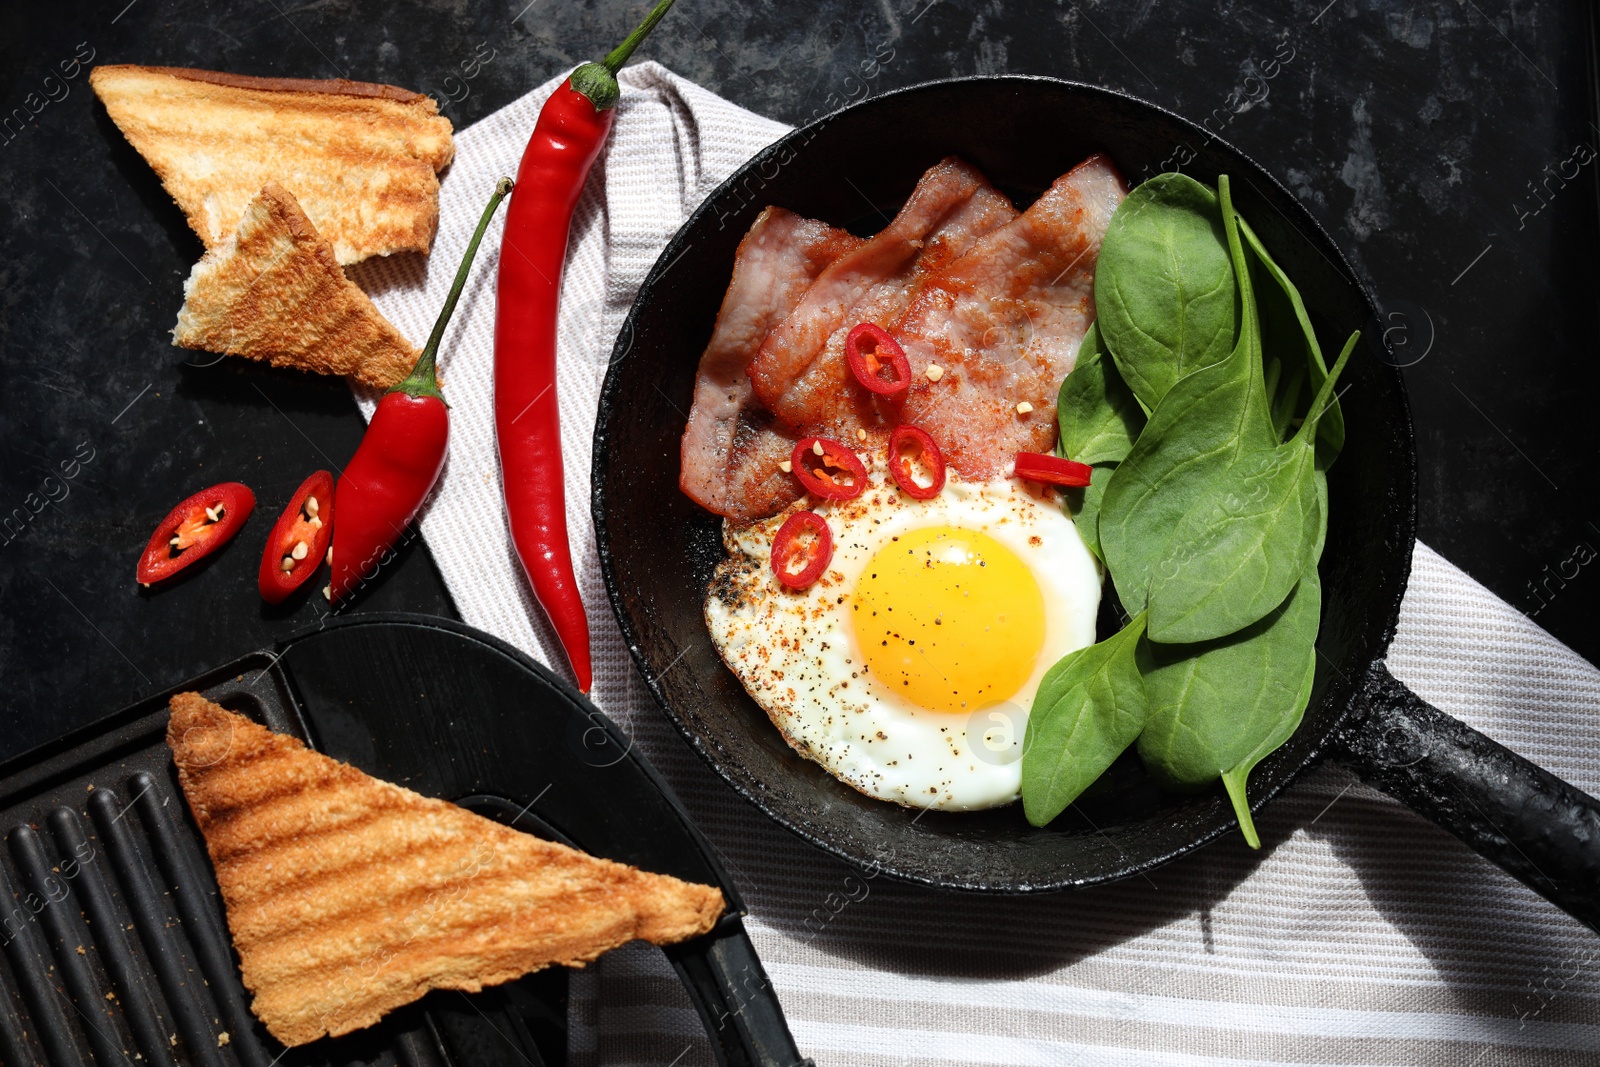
[1,0,1595,762]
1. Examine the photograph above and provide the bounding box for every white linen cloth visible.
[350,62,1600,1066]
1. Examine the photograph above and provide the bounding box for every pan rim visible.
[592,72,1419,892]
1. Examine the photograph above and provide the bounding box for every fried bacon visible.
[894,153,1128,478]
[679,154,1128,520]
[746,158,1017,439]
[680,207,861,519]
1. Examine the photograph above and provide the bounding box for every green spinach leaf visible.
[1239,215,1345,459]
[1021,613,1148,827]
[1057,323,1146,465]
[1141,330,1353,643]
[1064,462,1117,562]
[1136,567,1321,848]
[1098,176,1277,617]
[1269,362,1306,441]
[1310,468,1329,566]
[1096,173,1239,412]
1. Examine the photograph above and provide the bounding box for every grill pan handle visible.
[1335,665,1600,933]
[664,915,814,1067]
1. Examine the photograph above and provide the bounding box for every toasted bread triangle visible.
[172,183,419,389]
[90,64,453,264]
[167,693,725,1047]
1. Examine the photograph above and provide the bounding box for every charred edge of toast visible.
[94,64,435,107]
[255,181,341,269]
[171,182,419,387]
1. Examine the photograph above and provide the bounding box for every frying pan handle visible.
[664,915,814,1067]
[1334,665,1600,933]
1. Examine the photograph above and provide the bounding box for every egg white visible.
[705,462,1102,810]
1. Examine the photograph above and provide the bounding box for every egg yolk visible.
[851,526,1046,713]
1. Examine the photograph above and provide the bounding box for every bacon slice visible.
[679,207,862,520]
[893,153,1128,478]
[746,158,1017,439]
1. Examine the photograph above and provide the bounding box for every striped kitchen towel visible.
[352,61,1600,1066]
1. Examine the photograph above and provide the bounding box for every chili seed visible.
[306,496,320,517]
[322,585,332,600]
[326,546,333,565]
[856,428,867,441]
[813,441,824,456]
[169,536,181,546]
[1015,401,1034,415]
[291,541,309,561]
[309,515,323,529]
[280,556,295,572]
[779,460,792,473]
[925,364,944,382]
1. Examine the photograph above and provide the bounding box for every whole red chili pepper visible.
[494,0,676,694]
[330,179,514,603]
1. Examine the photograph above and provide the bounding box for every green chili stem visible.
[393,177,515,402]
[603,0,677,73]
[570,0,677,109]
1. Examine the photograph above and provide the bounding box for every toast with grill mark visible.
[171,183,419,388]
[167,692,725,1047]
[90,64,454,264]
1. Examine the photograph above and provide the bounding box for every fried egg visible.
[705,459,1101,810]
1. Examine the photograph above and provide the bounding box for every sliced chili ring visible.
[889,425,946,500]
[791,437,868,500]
[1014,452,1093,488]
[844,323,912,397]
[135,482,256,585]
[771,510,833,590]
[258,470,335,604]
